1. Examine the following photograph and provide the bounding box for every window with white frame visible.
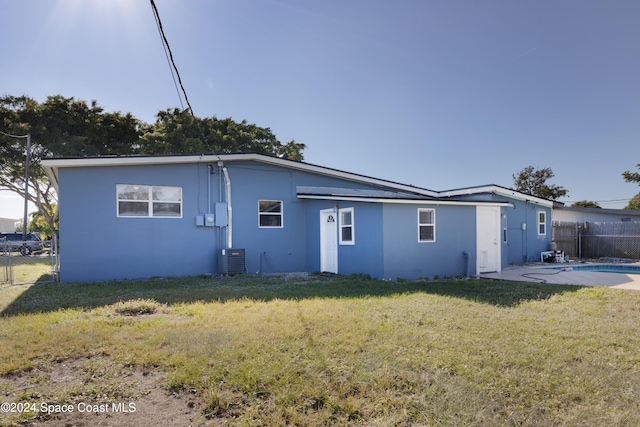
[339,207,354,245]
[418,208,435,242]
[259,200,283,228]
[537,210,546,235]
[117,185,182,218]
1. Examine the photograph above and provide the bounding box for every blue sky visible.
[1,0,639,218]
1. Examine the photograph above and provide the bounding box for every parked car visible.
[0,232,43,255]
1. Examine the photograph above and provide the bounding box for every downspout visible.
[220,163,233,249]
[207,164,212,213]
[218,163,223,249]
[523,200,529,262]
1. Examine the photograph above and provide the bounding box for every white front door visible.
[320,209,338,274]
[476,206,501,273]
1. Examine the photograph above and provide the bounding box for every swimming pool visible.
[546,264,640,275]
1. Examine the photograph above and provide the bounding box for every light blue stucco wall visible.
[382,204,476,280]
[503,200,552,264]
[300,200,385,277]
[58,161,389,282]
[222,164,306,274]
[223,162,387,276]
[455,193,553,265]
[57,160,542,282]
[58,163,218,282]
[336,202,384,278]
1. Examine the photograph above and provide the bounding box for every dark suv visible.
[0,233,43,255]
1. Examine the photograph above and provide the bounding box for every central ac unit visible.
[218,248,245,275]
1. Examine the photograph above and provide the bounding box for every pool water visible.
[547,264,640,275]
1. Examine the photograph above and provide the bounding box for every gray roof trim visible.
[440,185,555,208]
[296,186,431,200]
[297,194,512,207]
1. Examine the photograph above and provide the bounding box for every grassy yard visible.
[1,255,56,285]
[1,275,640,426]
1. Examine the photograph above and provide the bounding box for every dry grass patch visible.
[102,298,169,317]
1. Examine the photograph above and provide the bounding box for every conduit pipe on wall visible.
[220,163,233,249]
[463,251,470,278]
[218,163,223,249]
[207,164,212,213]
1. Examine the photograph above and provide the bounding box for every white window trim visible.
[258,200,284,228]
[116,184,182,218]
[537,210,547,236]
[339,207,355,245]
[418,208,436,242]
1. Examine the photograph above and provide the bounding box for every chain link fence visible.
[553,221,640,260]
[0,236,59,286]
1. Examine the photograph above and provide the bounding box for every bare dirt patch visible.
[1,357,210,426]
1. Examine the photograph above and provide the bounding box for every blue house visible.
[42,154,554,283]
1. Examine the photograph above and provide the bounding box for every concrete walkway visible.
[480,262,640,291]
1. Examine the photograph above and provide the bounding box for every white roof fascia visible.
[440,185,554,208]
[297,194,512,207]
[41,154,550,207]
[42,166,59,191]
[41,153,440,197]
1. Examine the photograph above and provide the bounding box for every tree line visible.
[1,95,306,236]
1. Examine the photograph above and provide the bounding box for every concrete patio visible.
[480,262,640,291]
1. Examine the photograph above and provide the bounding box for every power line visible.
[149,0,190,113]
[597,198,633,204]
[148,0,213,153]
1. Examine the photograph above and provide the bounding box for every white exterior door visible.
[476,206,501,273]
[320,209,338,274]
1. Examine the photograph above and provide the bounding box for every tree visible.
[512,166,568,201]
[625,193,640,210]
[622,164,640,185]
[571,200,600,208]
[622,164,640,210]
[28,204,58,239]
[138,108,306,160]
[0,95,142,235]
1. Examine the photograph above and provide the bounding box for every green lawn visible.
[1,254,56,285]
[1,275,639,426]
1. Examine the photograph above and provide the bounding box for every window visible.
[537,211,546,235]
[259,200,283,228]
[339,207,354,245]
[418,209,435,242]
[117,185,182,218]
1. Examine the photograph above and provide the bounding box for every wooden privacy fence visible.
[552,221,640,260]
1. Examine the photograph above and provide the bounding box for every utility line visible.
[148,0,213,153]
[597,198,633,204]
[149,0,189,113]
